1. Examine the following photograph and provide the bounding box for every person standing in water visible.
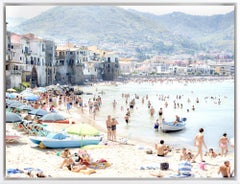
[125,108,130,124]
[191,128,207,163]
[154,119,159,131]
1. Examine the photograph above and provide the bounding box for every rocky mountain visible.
[7,6,234,56]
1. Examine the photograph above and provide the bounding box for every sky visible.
[5,4,234,19]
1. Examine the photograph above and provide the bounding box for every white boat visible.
[160,118,187,132]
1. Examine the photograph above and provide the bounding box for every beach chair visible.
[21,121,36,135]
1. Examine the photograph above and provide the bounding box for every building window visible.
[13,65,18,70]
[42,44,45,52]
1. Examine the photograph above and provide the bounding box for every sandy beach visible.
[5,104,235,180]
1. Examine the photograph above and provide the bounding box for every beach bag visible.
[160,162,169,170]
[146,149,153,154]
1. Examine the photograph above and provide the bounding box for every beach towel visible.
[178,160,192,175]
[168,173,193,178]
[139,163,160,170]
[7,168,24,175]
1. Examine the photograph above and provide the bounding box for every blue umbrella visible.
[8,101,24,108]
[28,109,48,116]
[6,100,21,106]
[6,112,23,123]
[40,112,66,122]
[17,104,34,111]
[23,95,40,101]
[6,92,20,99]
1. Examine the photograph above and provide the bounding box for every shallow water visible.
[78,79,234,152]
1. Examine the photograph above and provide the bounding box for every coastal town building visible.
[5,31,56,89]
[5,31,234,89]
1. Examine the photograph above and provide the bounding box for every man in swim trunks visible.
[155,140,169,157]
[191,128,207,163]
[219,133,229,157]
[218,160,234,178]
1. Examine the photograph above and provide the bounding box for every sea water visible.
[78,79,234,152]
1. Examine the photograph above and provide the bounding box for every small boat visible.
[29,132,102,149]
[160,117,187,132]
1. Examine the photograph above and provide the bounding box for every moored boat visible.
[160,117,187,132]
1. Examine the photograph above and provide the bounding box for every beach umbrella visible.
[6,92,20,99]
[6,99,14,105]
[6,99,19,105]
[23,94,40,101]
[21,91,34,97]
[28,109,48,116]
[66,123,100,136]
[6,112,23,123]
[33,87,47,94]
[17,104,34,111]
[8,101,24,108]
[40,112,66,122]
[7,88,16,92]
[20,89,33,96]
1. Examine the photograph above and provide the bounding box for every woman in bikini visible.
[219,133,229,156]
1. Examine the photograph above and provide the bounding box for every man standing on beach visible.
[106,115,112,141]
[191,128,207,163]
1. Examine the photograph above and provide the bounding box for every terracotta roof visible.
[11,33,22,43]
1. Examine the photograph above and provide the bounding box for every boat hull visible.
[29,136,102,148]
[42,139,101,148]
[160,119,186,132]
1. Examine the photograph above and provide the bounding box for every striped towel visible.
[178,160,192,175]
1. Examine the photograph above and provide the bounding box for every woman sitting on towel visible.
[177,152,193,176]
[60,149,88,172]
